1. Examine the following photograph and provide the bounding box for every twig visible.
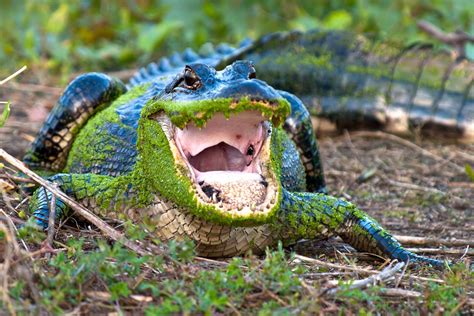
[2,82,62,95]
[385,179,445,195]
[45,185,57,250]
[0,222,18,316]
[380,288,422,298]
[326,261,405,295]
[0,148,152,257]
[0,66,27,85]
[394,235,474,247]
[406,247,474,256]
[394,258,409,288]
[449,298,468,316]
[0,209,29,252]
[417,20,474,60]
[448,182,474,189]
[294,254,375,275]
[459,245,470,260]
[350,131,464,173]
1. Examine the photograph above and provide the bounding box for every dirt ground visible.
[0,73,473,313]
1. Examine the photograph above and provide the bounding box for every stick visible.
[0,148,150,257]
[45,186,57,248]
[294,254,376,275]
[2,82,62,95]
[394,235,474,247]
[417,20,474,59]
[350,131,465,173]
[326,261,405,295]
[380,288,422,298]
[0,66,27,85]
[385,179,445,195]
[405,247,474,256]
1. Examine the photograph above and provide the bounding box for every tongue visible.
[188,142,249,172]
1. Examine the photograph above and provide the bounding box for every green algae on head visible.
[141,97,291,129]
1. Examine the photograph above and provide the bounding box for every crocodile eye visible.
[182,66,201,90]
[248,67,256,79]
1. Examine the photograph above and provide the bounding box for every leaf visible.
[137,21,182,53]
[356,166,378,183]
[0,102,10,128]
[45,3,69,34]
[289,15,320,31]
[465,43,474,61]
[109,281,130,300]
[323,10,352,30]
[466,164,474,182]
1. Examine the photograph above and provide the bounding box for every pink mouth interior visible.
[175,111,266,174]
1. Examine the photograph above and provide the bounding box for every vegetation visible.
[1,0,473,79]
[0,0,473,314]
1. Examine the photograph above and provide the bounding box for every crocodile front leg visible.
[279,189,446,267]
[29,173,116,229]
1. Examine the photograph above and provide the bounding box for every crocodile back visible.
[129,29,474,141]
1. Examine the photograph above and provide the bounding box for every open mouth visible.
[174,110,274,211]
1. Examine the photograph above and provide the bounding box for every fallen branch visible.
[447,182,474,189]
[406,247,474,256]
[417,20,474,60]
[326,261,405,295]
[380,288,422,298]
[394,235,474,247]
[350,131,464,173]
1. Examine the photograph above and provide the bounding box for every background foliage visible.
[1,0,473,79]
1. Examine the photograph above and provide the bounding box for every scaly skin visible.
[131,30,474,141]
[23,33,457,267]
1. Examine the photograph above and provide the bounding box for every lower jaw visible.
[195,171,267,209]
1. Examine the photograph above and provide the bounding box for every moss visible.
[141,97,291,129]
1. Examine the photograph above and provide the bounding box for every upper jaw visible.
[173,110,275,211]
[174,111,269,174]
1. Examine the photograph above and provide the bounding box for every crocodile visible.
[23,29,471,267]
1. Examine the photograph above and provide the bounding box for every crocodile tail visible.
[127,39,255,88]
[23,73,126,171]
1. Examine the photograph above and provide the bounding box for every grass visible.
[1,224,472,314]
[1,133,473,314]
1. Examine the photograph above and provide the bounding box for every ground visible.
[0,73,473,314]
